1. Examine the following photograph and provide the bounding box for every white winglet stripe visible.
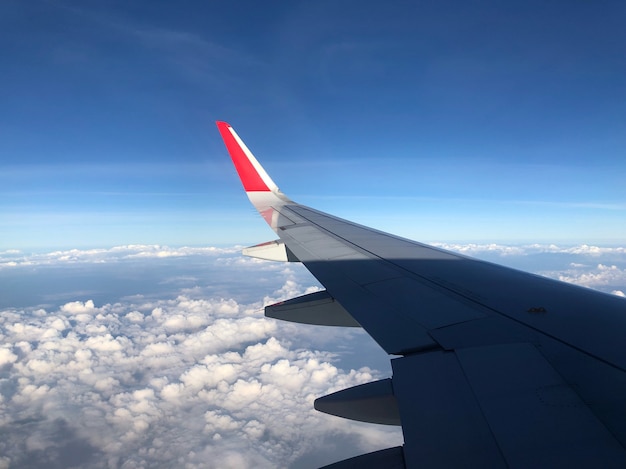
[228,126,279,192]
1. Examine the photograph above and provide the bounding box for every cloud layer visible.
[0,245,240,268]
[1,243,624,468]
[0,249,400,468]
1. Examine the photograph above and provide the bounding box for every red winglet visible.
[216,121,271,192]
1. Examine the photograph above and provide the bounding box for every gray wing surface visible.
[216,121,626,468]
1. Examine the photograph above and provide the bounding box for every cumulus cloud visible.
[552,263,626,292]
[0,258,400,468]
[0,347,18,366]
[431,242,527,256]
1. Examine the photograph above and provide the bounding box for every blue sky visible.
[1,0,625,249]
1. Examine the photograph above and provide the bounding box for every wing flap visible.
[392,351,507,468]
[392,343,626,468]
[456,343,626,467]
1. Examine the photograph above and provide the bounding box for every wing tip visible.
[216,120,276,193]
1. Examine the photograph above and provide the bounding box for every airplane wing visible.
[216,121,626,468]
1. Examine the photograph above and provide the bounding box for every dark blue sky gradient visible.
[1,0,625,248]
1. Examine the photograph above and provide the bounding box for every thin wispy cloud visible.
[305,194,626,211]
[0,245,239,268]
[432,243,626,257]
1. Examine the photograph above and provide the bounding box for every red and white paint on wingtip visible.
[216,121,279,193]
[217,121,292,234]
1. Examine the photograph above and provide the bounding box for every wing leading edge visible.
[216,121,626,468]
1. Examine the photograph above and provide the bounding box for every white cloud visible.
[60,299,97,315]
[0,244,240,268]
[432,242,626,257]
[0,347,18,366]
[0,270,401,468]
[431,242,526,256]
[2,243,624,467]
[546,263,626,290]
